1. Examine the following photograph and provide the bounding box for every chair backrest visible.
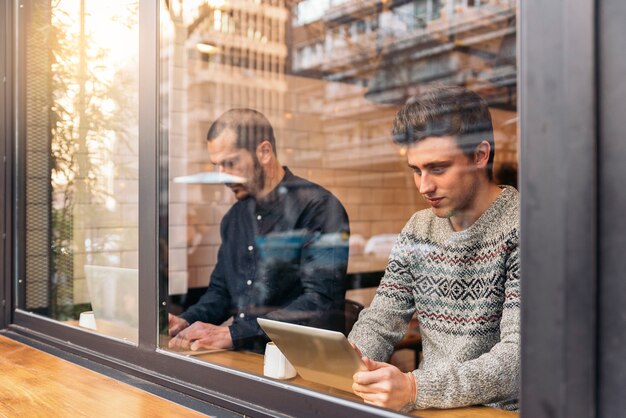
[344,298,365,335]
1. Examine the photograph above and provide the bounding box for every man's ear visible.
[256,140,274,165]
[474,140,491,170]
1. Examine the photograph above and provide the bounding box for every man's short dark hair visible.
[392,85,495,180]
[207,108,277,154]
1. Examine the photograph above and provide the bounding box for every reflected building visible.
[292,0,516,102]
[290,0,517,186]
[163,0,290,292]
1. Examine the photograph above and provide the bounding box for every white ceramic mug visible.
[79,311,97,330]
[263,342,297,379]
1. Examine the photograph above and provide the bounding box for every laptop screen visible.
[84,265,139,343]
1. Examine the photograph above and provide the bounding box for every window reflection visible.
[161,0,517,411]
[22,0,139,343]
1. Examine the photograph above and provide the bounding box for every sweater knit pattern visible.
[349,186,520,411]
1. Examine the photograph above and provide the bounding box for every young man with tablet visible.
[348,85,520,412]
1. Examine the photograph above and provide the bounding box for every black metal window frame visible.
[519,0,598,416]
[2,0,625,417]
[519,0,626,416]
[0,0,11,330]
[596,2,626,416]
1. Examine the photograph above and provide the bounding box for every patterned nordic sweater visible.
[349,186,520,411]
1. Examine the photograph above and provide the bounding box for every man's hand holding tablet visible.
[351,343,417,411]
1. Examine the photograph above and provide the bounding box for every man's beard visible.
[232,156,265,200]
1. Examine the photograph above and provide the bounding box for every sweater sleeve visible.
[412,244,521,409]
[348,228,417,360]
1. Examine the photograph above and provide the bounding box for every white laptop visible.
[84,265,139,343]
[257,318,365,392]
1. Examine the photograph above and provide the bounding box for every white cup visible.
[79,311,97,330]
[263,342,297,379]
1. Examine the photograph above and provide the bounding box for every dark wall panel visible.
[598,0,626,416]
[520,0,597,417]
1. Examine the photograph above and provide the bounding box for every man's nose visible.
[418,173,436,194]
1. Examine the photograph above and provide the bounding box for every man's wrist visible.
[405,371,417,406]
[228,324,239,349]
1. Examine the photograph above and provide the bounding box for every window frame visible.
[0,0,12,330]
[519,0,597,416]
[2,0,625,417]
[596,1,626,416]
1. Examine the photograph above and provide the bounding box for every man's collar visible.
[255,166,293,212]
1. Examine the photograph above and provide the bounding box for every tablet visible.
[257,318,365,392]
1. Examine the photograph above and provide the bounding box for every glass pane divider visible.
[138,0,160,352]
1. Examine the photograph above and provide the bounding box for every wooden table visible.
[181,348,518,418]
[347,254,389,275]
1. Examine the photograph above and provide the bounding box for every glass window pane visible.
[21,0,139,344]
[160,0,518,413]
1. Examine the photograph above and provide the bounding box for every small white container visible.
[263,342,297,379]
[78,311,97,330]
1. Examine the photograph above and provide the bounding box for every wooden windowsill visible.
[0,335,207,417]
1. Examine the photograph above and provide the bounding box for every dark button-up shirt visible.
[181,167,350,352]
